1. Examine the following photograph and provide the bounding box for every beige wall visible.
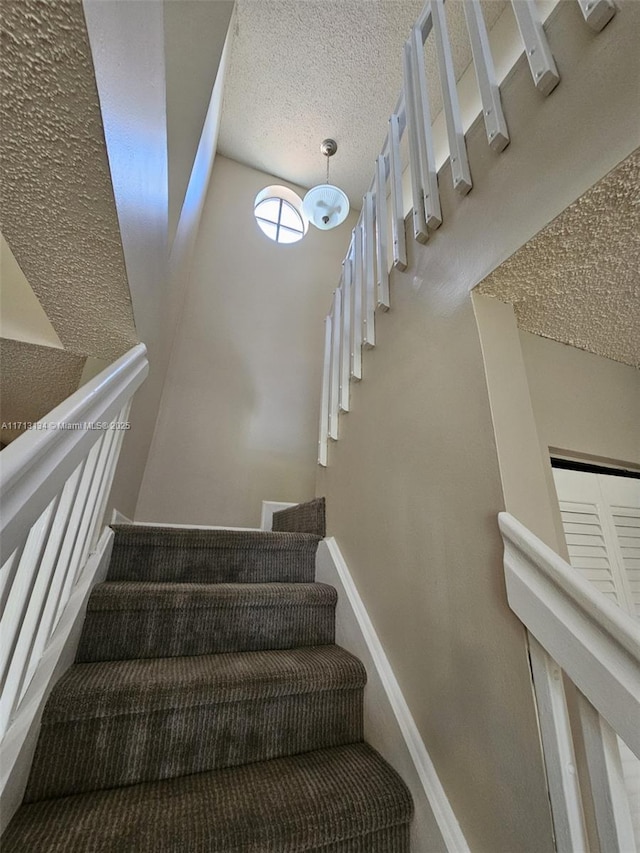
[317,4,639,851]
[84,1,233,520]
[135,156,357,526]
[520,330,640,469]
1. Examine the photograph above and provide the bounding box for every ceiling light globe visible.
[302,184,350,230]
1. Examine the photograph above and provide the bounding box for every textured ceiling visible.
[477,150,640,367]
[0,0,138,360]
[218,0,506,209]
[0,338,86,445]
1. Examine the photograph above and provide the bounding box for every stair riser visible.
[108,544,317,583]
[25,689,363,801]
[76,605,335,662]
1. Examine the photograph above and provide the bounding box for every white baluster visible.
[50,439,102,630]
[3,480,82,723]
[87,402,131,556]
[410,23,442,227]
[318,314,332,467]
[0,498,58,733]
[462,0,510,152]
[576,0,615,32]
[329,288,342,441]
[528,637,589,853]
[351,221,363,380]
[578,692,636,852]
[432,0,472,194]
[363,191,376,348]
[0,544,26,617]
[340,252,352,413]
[510,0,560,96]
[68,429,116,590]
[21,463,84,696]
[388,114,408,272]
[403,41,430,243]
[375,155,391,311]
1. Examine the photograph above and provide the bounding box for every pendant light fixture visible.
[303,139,350,231]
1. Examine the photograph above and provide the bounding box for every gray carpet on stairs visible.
[108,526,320,583]
[6,744,412,852]
[4,517,412,851]
[272,496,326,537]
[77,581,337,661]
[25,646,366,800]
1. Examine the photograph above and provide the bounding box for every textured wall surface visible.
[218,0,506,208]
[0,0,137,360]
[0,233,64,349]
[0,339,85,444]
[478,150,640,367]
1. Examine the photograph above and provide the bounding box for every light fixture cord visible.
[326,153,330,185]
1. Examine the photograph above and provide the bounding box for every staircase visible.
[3,519,413,851]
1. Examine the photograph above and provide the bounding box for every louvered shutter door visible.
[552,467,640,848]
[553,469,625,608]
[598,476,640,620]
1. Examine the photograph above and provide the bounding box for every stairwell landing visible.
[3,500,413,851]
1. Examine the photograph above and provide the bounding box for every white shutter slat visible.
[557,497,621,605]
[565,532,606,545]
[611,502,640,616]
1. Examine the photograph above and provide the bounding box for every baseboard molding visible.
[0,527,114,832]
[260,500,298,530]
[110,508,132,525]
[316,538,470,853]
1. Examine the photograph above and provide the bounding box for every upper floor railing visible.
[0,344,148,741]
[499,512,639,853]
[317,0,616,466]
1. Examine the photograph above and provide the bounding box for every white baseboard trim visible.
[260,500,298,530]
[0,527,114,832]
[110,508,132,525]
[316,538,470,853]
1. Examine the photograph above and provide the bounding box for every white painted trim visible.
[110,508,132,525]
[260,500,298,531]
[316,538,470,853]
[499,512,640,757]
[0,344,148,564]
[0,527,114,832]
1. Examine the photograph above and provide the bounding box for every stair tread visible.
[5,744,412,852]
[43,645,366,722]
[87,581,337,611]
[111,524,322,549]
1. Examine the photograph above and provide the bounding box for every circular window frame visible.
[254,185,308,245]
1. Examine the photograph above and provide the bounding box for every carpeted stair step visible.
[108,525,321,583]
[5,743,413,852]
[76,582,337,662]
[25,645,366,801]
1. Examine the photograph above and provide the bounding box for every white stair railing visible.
[0,343,148,740]
[499,512,639,853]
[317,0,616,467]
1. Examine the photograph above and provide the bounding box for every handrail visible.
[0,343,148,564]
[0,343,148,740]
[498,511,640,757]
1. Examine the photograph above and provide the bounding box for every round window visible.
[254,186,307,245]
